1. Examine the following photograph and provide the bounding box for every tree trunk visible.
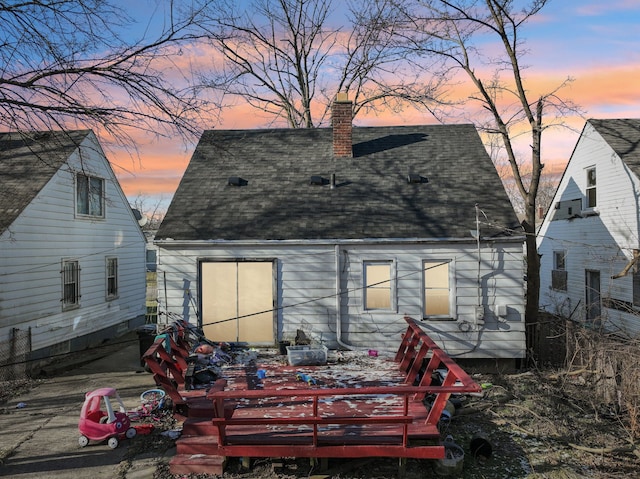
[523,209,540,363]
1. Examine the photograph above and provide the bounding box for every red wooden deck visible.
[144,316,481,475]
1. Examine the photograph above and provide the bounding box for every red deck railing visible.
[201,316,481,459]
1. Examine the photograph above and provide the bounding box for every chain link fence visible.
[0,327,31,381]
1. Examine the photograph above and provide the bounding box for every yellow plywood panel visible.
[238,262,274,342]
[201,261,274,343]
[201,262,238,342]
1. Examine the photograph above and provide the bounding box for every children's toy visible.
[296,372,316,385]
[78,387,137,449]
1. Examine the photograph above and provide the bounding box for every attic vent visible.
[407,174,428,184]
[228,176,247,186]
[309,175,328,186]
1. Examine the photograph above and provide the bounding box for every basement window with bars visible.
[106,257,118,299]
[62,259,80,309]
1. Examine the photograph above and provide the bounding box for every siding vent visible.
[228,176,248,186]
[407,174,428,184]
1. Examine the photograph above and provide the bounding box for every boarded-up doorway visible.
[200,261,275,343]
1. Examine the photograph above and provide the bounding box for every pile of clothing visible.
[185,342,231,389]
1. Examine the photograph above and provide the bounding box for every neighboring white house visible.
[154,97,526,363]
[538,119,640,338]
[0,130,147,371]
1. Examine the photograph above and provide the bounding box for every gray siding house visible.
[156,97,526,360]
[538,119,640,338]
[0,130,147,372]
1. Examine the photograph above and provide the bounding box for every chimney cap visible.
[335,92,349,102]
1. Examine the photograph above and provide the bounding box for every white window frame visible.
[76,173,104,217]
[61,259,80,310]
[552,250,568,292]
[423,260,453,319]
[106,257,118,300]
[585,167,596,209]
[363,260,396,311]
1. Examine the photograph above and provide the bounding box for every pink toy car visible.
[78,387,136,449]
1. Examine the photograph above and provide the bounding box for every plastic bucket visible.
[433,436,465,476]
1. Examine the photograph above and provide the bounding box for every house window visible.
[106,257,118,299]
[424,260,450,317]
[62,260,80,309]
[77,174,104,217]
[586,167,596,208]
[552,251,567,291]
[633,269,640,308]
[364,261,393,310]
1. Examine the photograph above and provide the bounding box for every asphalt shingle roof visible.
[589,119,640,175]
[0,130,90,235]
[157,124,519,241]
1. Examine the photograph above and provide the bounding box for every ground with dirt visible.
[2,350,640,478]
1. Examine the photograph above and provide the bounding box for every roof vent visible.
[228,176,248,186]
[407,174,428,184]
[309,175,328,186]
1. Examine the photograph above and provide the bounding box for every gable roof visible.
[0,130,91,234]
[157,124,520,242]
[589,119,640,174]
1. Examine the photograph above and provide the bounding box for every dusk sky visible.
[107,1,640,212]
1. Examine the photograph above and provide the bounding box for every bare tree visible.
[201,0,448,127]
[497,159,559,223]
[390,0,579,337]
[0,0,217,144]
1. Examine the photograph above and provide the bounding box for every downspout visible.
[475,204,484,328]
[476,203,481,310]
[335,244,354,350]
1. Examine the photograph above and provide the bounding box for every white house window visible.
[633,269,640,308]
[106,257,118,299]
[424,260,450,317]
[364,261,393,310]
[552,250,568,291]
[586,167,596,208]
[62,260,80,309]
[77,174,104,217]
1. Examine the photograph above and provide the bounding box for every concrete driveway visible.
[0,333,171,478]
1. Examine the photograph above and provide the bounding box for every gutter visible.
[154,236,525,248]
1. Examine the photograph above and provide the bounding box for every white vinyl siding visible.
[156,239,525,358]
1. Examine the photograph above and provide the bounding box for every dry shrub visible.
[564,322,640,440]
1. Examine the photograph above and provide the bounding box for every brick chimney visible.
[332,92,353,158]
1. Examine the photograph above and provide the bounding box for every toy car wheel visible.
[78,435,89,447]
[107,436,119,449]
[126,427,137,439]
